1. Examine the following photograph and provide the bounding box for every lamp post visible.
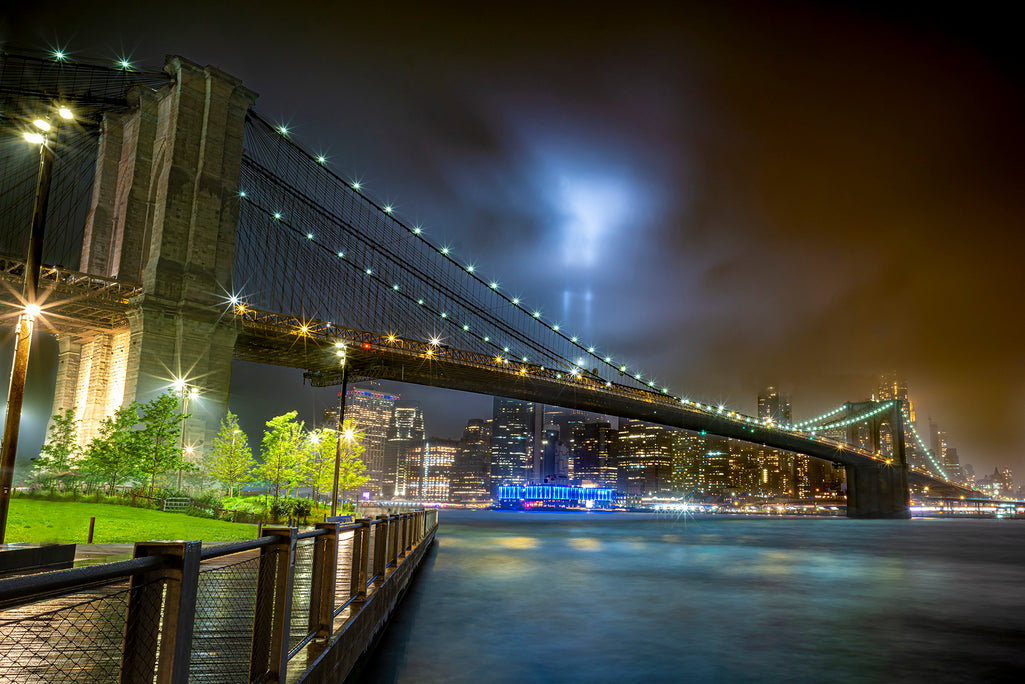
[330,342,349,517]
[173,379,199,491]
[0,104,73,544]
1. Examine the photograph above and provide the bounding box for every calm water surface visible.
[356,510,1025,683]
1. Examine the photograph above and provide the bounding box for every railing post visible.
[398,513,408,558]
[350,518,371,599]
[308,522,338,642]
[373,515,388,580]
[120,540,201,684]
[389,514,400,565]
[250,526,296,684]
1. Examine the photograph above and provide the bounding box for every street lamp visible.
[330,342,349,517]
[173,379,199,490]
[0,104,73,544]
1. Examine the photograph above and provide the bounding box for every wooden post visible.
[120,541,201,684]
[87,517,95,544]
[250,526,296,684]
[308,522,338,641]
[373,515,389,580]
[350,519,371,599]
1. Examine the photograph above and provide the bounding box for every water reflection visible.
[357,511,1025,683]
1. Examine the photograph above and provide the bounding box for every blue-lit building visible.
[497,483,616,509]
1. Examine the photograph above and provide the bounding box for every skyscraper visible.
[490,398,535,490]
[324,386,398,498]
[757,386,792,425]
[384,401,424,498]
[407,438,459,501]
[451,419,491,502]
[611,420,674,496]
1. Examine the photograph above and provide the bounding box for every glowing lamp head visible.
[430,337,441,346]
[33,119,50,131]
[172,378,187,392]
[24,132,45,144]
[342,428,356,442]
[189,388,199,398]
[24,303,41,317]
[184,446,194,455]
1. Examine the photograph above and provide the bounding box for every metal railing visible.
[0,509,438,683]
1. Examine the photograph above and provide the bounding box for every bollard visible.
[87,517,95,544]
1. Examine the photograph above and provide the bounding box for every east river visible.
[355,510,1025,683]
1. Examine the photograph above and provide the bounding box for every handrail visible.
[0,554,167,608]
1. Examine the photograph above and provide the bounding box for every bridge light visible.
[306,233,314,239]
[413,225,422,234]
[495,356,504,364]
[522,356,528,362]
[441,247,449,255]
[512,298,519,305]
[571,337,578,342]
[604,356,611,362]
[387,335,396,342]
[24,303,41,317]
[392,284,399,290]
[634,373,642,380]
[351,181,361,190]
[316,155,327,163]
[483,336,489,342]
[588,347,595,353]
[58,106,73,120]
[365,268,373,275]
[503,347,509,352]
[619,365,627,372]
[430,337,440,346]
[490,282,498,289]
[277,125,289,135]
[425,348,433,357]
[273,212,282,220]
[417,299,424,305]
[553,325,559,331]
[239,190,246,198]
[118,58,132,70]
[52,50,67,62]
[383,205,393,213]
[23,132,45,144]
[532,311,541,318]
[440,312,447,318]
[337,251,344,258]
[466,265,475,272]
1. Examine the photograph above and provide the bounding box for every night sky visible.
[2,2,1023,481]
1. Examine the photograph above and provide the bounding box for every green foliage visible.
[303,428,336,501]
[138,391,189,494]
[207,412,255,497]
[268,497,315,523]
[338,418,369,500]
[80,403,143,493]
[32,407,81,490]
[257,411,306,499]
[220,495,268,516]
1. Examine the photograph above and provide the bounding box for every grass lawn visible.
[6,498,261,544]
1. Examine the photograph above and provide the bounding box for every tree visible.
[137,391,189,494]
[337,419,369,507]
[208,412,255,497]
[32,407,81,492]
[80,403,142,494]
[257,411,305,499]
[303,428,337,502]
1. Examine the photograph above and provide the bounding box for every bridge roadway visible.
[233,308,971,501]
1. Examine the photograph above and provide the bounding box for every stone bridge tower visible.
[50,57,256,458]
